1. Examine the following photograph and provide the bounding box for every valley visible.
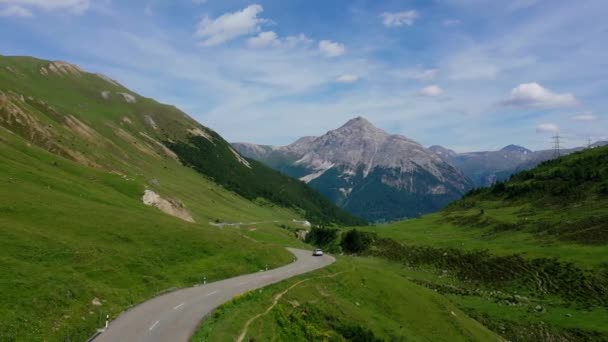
[1,48,606,342]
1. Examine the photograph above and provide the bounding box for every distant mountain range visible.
[235,117,607,221]
[430,142,608,187]
[234,117,472,222]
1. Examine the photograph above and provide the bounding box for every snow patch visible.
[142,190,195,223]
[339,187,353,197]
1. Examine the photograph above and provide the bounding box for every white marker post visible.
[105,314,109,329]
[203,276,207,285]
[265,264,268,271]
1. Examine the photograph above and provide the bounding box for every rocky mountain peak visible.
[232,117,474,221]
[336,116,386,136]
[501,144,532,154]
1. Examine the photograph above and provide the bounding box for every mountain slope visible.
[430,143,608,187]
[0,55,361,227]
[0,55,359,340]
[234,117,473,222]
[360,146,608,340]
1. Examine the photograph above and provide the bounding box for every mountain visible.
[431,142,608,188]
[0,55,368,340]
[233,117,473,222]
[0,55,362,227]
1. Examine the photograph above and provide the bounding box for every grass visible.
[346,148,608,340]
[0,128,309,341]
[1,54,348,341]
[193,256,500,342]
[365,209,608,269]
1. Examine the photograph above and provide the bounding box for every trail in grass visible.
[236,271,347,342]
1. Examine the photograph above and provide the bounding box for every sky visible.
[1,0,607,152]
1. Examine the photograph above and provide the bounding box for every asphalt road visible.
[94,248,335,342]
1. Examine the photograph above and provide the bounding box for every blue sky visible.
[1,0,606,151]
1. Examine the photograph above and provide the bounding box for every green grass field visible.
[366,208,608,268]
[348,148,608,340]
[0,129,309,341]
[1,54,361,341]
[194,256,500,342]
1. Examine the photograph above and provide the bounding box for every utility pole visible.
[552,133,561,158]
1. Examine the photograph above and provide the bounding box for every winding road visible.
[94,248,335,342]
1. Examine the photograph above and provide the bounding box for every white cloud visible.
[247,31,279,48]
[501,82,578,107]
[0,5,32,17]
[442,19,461,26]
[319,40,345,57]
[536,123,560,134]
[247,32,313,49]
[195,4,267,46]
[284,34,313,48]
[336,74,359,83]
[419,85,443,97]
[0,0,89,14]
[380,10,418,27]
[572,112,597,121]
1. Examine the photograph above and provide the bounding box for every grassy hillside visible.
[167,136,366,227]
[194,257,500,342]
[0,55,361,227]
[356,147,608,340]
[0,54,359,340]
[0,130,305,341]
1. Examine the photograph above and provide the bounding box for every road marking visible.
[206,290,219,297]
[149,320,159,331]
[173,303,185,310]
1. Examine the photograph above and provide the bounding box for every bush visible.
[305,227,339,248]
[341,229,376,254]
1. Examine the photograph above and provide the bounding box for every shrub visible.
[341,229,376,254]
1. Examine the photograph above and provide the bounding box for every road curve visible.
[94,248,335,342]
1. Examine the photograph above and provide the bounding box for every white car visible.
[313,248,324,256]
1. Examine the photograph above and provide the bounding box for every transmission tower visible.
[587,136,593,149]
[552,133,561,158]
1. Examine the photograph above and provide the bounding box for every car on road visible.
[313,248,324,256]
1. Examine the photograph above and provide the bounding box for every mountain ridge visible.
[234,117,473,222]
[431,141,608,187]
[0,55,362,226]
